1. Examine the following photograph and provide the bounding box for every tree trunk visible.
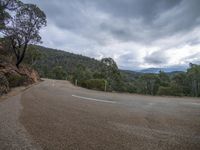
[15,43,28,68]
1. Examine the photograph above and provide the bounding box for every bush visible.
[157,84,183,96]
[157,86,172,96]
[84,79,106,91]
[50,66,67,80]
[7,75,27,87]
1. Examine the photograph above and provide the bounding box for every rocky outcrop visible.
[0,59,40,95]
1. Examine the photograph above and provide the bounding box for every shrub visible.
[157,84,183,96]
[51,66,67,80]
[0,73,9,95]
[84,79,106,91]
[7,75,27,87]
[157,86,172,96]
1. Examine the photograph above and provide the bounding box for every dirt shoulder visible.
[0,82,41,102]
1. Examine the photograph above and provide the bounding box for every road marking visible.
[190,103,200,105]
[183,102,200,106]
[72,95,117,104]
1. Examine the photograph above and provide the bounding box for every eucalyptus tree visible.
[140,74,159,95]
[3,3,47,68]
[187,63,200,97]
[101,58,123,91]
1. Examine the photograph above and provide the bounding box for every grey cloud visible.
[117,52,142,70]
[183,52,200,64]
[144,51,169,65]
[94,0,182,22]
[186,38,200,46]
[23,0,200,45]
[22,0,200,69]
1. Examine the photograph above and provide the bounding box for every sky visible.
[22,0,200,70]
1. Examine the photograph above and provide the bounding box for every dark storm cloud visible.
[97,0,200,44]
[94,0,182,22]
[23,0,200,44]
[22,0,200,69]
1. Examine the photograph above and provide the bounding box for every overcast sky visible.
[22,0,200,70]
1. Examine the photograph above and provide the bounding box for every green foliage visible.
[140,74,160,95]
[84,79,106,91]
[157,86,172,96]
[101,57,118,70]
[27,45,102,79]
[7,74,27,87]
[171,72,190,96]
[187,63,200,97]
[157,83,183,96]
[73,64,92,86]
[100,57,124,91]
[50,66,67,80]
[158,71,170,87]
[24,45,43,66]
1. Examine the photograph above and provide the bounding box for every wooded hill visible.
[24,45,103,78]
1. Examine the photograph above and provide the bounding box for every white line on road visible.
[183,102,200,106]
[72,95,117,104]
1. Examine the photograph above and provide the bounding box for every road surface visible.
[0,79,200,150]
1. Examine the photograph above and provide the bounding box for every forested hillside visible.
[24,45,200,97]
[24,45,103,77]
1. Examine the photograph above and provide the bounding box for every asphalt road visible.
[0,79,200,150]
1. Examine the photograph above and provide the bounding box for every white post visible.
[75,79,77,86]
[104,80,107,92]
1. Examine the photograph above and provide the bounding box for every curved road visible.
[0,79,200,150]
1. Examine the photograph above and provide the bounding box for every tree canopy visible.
[1,1,47,68]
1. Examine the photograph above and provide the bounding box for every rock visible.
[0,60,40,94]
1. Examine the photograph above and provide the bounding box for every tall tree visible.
[3,3,46,68]
[73,64,92,86]
[140,74,159,95]
[187,63,200,97]
[101,58,123,91]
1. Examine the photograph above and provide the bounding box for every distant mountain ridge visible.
[139,66,187,74]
